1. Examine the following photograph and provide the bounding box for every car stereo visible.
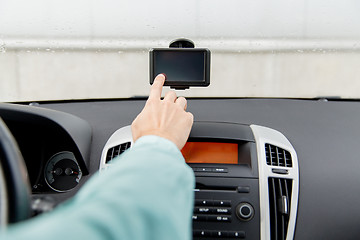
[185,122,260,239]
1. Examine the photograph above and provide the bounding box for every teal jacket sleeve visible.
[1,135,195,240]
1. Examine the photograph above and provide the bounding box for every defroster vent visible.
[106,142,131,163]
[265,144,292,167]
[268,178,292,240]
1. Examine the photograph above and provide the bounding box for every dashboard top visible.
[2,98,360,239]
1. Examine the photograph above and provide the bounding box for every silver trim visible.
[99,125,133,171]
[250,125,299,240]
[281,196,289,215]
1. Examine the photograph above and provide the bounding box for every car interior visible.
[1,1,360,239]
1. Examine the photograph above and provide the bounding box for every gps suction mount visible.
[169,38,195,49]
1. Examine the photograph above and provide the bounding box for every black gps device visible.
[149,46,211,90]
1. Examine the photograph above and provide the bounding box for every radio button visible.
[215,207,231,214]
[193,230,211,237]
[237,186,250,193]
[211,230,228,237]
[196,167,213,172]
[208,215,231,222]
[194,207,211,213]
[228,231,246,238]
[213,200,231,206]
[212,168,228,173]
[219,216,231,222]
[195,199,214,206]
[192,215,207,221]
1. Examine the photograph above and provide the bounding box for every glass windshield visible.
[1,0,360,102]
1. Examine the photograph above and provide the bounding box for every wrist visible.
[134,135,180,152]
[133,130,181,149]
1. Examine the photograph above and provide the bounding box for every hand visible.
[131,74,194,149]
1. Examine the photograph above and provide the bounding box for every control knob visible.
[236,202,254,221]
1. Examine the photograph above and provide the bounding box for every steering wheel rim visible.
[0,159,8,227]
[0,117,31,225]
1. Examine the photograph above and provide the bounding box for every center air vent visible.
[265,144,292,167]
[105,142,131,163]
[268,178,292,240]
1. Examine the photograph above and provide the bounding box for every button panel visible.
[193,215,232,222]
[193,167,229,173]
[193,229,246,238]
[194,207,232,214]
[193,199,232,224]
[193,178,260,239]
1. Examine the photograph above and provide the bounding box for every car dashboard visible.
[1,98,360,239]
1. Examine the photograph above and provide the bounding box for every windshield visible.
[1,0,360,102]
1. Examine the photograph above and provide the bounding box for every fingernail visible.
[159,73,167,80]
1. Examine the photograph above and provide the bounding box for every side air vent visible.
[268,178,292,240]
[251,125,298,240]
[106,142,131,163]
[265,144,292,167]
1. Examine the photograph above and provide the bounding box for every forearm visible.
[1,136,195,240]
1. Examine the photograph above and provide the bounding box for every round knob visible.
[65,168,74,176]
[53,168,63,176]
[236,202,254,221]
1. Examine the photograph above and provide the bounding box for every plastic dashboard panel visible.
[0,103,92,173]
[13,98,360,239]
[0,103,92,195]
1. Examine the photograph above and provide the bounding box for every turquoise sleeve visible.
[1,135,195,240]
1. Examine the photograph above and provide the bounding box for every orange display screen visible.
[181,142,238,164]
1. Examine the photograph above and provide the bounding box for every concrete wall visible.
[1,0,360,101]
[1,41,360,101]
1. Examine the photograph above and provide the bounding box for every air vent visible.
[251,125,298,240]
[106,142,131,163]
[265,144,292,167]
[268,178,292,240]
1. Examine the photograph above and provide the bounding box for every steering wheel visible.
[0,117,31,226]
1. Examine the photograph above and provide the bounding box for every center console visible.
[100,121,299,240]
[185,122,259,239]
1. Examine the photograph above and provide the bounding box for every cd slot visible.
[195,183,238,192]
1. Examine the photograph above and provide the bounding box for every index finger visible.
[149,74,166,100]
